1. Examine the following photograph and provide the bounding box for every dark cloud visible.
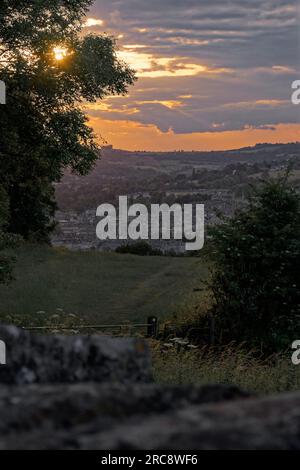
[87,0,299,134]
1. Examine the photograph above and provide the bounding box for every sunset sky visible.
[84,0,300,151]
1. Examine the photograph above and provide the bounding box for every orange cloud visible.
[135,100,184,109]
[88,117,300,151]
[83,102,140,115]
[117,47,230,78]
[272,65,296,73]
[222,99,288,109]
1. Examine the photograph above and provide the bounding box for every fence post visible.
[210,316,215,346]
[147,316,158,338]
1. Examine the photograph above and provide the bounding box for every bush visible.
[208,175,300,352]
[116,241,163,256]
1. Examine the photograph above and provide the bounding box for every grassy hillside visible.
[0,244,208,327]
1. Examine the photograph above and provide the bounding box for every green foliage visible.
[208,175,300,351]
[116,241,163,256]
[0,187,21,283]
[0,0,136,240]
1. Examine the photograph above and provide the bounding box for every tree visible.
[0,187,21,283]
[0,0,136,240]
[208,175,300,351]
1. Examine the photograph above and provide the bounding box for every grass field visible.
[0,244,208,326]
[2,244,298,395]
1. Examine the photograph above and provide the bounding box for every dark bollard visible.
[147,316,158,338]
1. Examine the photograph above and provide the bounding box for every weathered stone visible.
[0,325,151,384]
[96,391,300,450]
[0,382,251,450]
[0,383,300,449]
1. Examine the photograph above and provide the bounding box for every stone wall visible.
[0,325,299,450]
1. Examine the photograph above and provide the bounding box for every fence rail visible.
[22,316,215,344]
[22,317,159,338]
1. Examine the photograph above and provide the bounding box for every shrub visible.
[208,175,300,352]
[116,241,163,256]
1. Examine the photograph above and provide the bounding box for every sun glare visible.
[53,46,68,61]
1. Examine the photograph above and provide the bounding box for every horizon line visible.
[100,141,300,154]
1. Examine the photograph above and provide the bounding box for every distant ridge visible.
[101,142,300,156]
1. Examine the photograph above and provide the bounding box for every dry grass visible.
[151,342,300,395]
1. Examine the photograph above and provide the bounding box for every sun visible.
[53,46,68,61]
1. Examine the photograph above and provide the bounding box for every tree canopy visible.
[0,0,136,240]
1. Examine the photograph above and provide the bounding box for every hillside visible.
[0,244,208,327]
[55,142,300,213]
